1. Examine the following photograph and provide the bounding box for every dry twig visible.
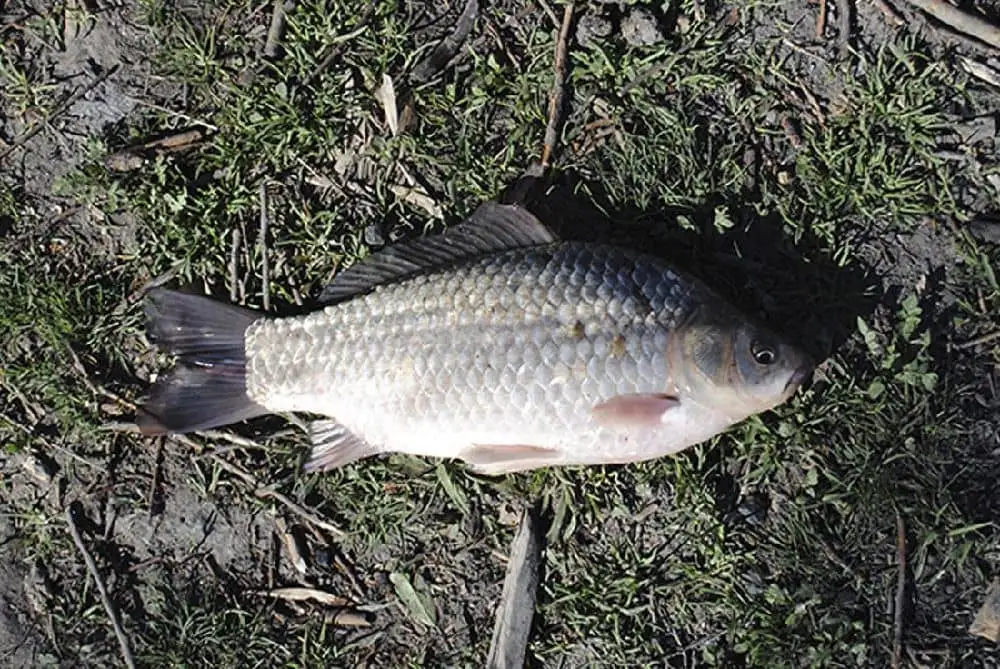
[104,127,210,172]
[837,0,852,57]
[892,512,907,669]
[206,453,346,538]
[535,0,560,28]
[487,506,544,669]
[408,0,480,85]
[259,587,351,607]
[875,0,906,25]
[899,0,1000,50]
[255,487,345,537]
[954,330,1000,350]
[229,226,242,303]
[264,1,296,59]
[198,429,268,450]
[66,504,137,669]
[259,181,271,312]
[148,438,164,517]
[959,56,1000,88]
[541,3,574,168]
[66,345,136,412]
[817,0,828,37]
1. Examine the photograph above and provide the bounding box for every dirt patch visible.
[0,520,47,668]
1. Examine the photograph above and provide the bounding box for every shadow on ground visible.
[501,168,880,365]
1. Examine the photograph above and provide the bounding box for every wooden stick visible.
[408,0,480,85]
[954,329,1000,350]
[148,438,164,517]
[959,55,1000,88]
[65,345,138,413]
[541,3,574,168]
[66,504,137,669]
[900,0,1000,49]
[875,0,906,26]
[487,506,544,669]
[837,0,853,57]
[255,487,345,538]
[166,433,346,539]
[197,429,267,450]
[535,0,560,29]
[817,0,828,37]
[258,181,271,312]
[891,512,907,669]
[229,226,242,303]
[263,1,296,59]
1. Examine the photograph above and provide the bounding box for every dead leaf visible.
[959,56,1000,89]
[374,74,399,137]
[20,454,54,485]
[325,610,372,627]
[275,517,307,575]
[259,587,350,607]
[970,578,1000,642]
[398,98,416,134]
[389,571,437,628]
[389,184,443,219]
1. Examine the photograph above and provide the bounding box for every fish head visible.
[672,304,813,419]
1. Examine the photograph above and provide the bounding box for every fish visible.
[136,201,812,476]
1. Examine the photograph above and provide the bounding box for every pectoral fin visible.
[591,394,680,428]
[459,443,562,476]
[303,420,379,472]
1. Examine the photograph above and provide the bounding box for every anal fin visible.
[459,444,561,476]
[303,420,379,472]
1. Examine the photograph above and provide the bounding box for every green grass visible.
[2,0,999,667]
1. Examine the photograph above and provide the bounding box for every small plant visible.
[858,293,939,400]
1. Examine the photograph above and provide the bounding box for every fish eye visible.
[751,343,776,365]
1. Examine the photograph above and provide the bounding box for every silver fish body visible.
[138,203,811,475]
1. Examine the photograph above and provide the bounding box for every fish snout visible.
[784,362,813,395]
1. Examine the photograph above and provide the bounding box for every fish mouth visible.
[784,363,813,394]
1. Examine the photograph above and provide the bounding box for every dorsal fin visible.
[318,202,556,304]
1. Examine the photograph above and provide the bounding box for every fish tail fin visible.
[136,289,269,435]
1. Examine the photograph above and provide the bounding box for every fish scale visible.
[137,202,810,476]
[245,242,703,467]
